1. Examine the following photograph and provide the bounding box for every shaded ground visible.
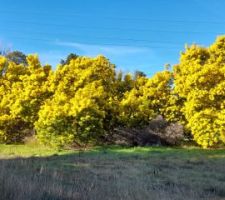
[0,145,225,200]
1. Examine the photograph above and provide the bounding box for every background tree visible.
[60,53,79,65]
[134,70,146,80]
[6,51,28,65]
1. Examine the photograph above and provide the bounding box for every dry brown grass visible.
[0,146,225,200]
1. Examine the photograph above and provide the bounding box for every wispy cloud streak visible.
[54,41,151,56]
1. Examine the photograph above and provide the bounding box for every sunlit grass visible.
[0,144,224,158]
[0,144,71,158]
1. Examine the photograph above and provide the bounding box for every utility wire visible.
[1,9,225,25]
[2,19,225,35]
[0,27,186,46]
[2,35,183,51]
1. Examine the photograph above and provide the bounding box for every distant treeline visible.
[1,36,225,148]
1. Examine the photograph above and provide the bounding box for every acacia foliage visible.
[35,56,118,147]
[174,36,225,148]
[119,71,173,127]
[0,55,51,143]
[0,36,225,148]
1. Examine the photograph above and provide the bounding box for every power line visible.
[0,27,186,46]
[2,18,225,35]
[0,11,218,50]
[1,9,225,25]
[2,35,183,51]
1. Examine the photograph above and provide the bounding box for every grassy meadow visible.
[0,145,225,200]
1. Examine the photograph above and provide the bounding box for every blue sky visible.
[1,0,225,76]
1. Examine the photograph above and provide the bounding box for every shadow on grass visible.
[0,147,225,200]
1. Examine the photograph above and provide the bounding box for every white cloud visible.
[54,41,151,56]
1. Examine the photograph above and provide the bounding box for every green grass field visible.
[0,145,225,200]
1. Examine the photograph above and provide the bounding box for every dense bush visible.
[35,56,116,147]
[174,36,225,148]
[0,55,51,143]
[0,36,225,148]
